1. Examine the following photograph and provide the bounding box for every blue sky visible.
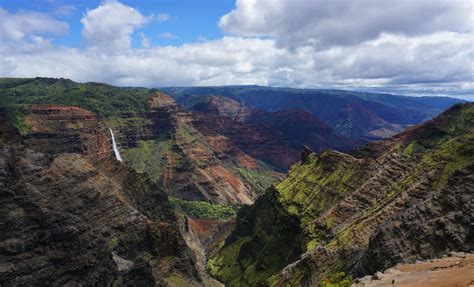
[1,0,235,47]
[0,0,472,99]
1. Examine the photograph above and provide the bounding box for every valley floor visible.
[353,253,474,287]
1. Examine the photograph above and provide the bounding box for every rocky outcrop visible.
[0,79,359,206]
[19,97,266,205]
[208,103,474,286]
[117,93,277,204]
[189,96,360,171]
[23,104,111,159]
[0,113,201,286]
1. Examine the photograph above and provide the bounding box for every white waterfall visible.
[109,128,123,162]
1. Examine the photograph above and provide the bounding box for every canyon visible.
[0,77,471,286]
[208,103,474,286]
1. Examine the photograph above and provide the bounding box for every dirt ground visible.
[353,253,474,287]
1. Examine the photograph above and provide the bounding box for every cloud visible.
[53,4,76,16]
[155,13,170,22]
[158,32,178,40]
[80,1,147,51]
[140,32,150,48]
[3,33,472,97]
[0,1,472,99]
[220,0,472,50]
[0,7,68,44]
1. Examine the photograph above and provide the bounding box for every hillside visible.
[0,78,276,207]
[0,77,364,208]
[207,103,474,286]
[0,111,200,286]
[188,96,359,171]
[162,86,463,140]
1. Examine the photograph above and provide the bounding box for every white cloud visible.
[155,13,170,22]
[0,1,472,99]
[140,32,150,48]
[53,4,76,16]
[158,32,178,40]
[80,1,147,51]
[0,7,68,45]
[2,33,472,98]
[220,0,472,50]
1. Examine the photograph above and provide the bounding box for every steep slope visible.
[163,86,463,140]
[0,112,200,286]
[0,78,278,205]
[189,96,359,171]
[120,93,275,204]
[207,103,474,286]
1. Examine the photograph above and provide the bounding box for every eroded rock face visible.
[14,92,357,206]
[20,99,263,205]
[189,96,360,172]
[115,93,276,204]
[208,103,474,286]
[163,86,462,141]
[0,114,201,286]
[24,104,111,159]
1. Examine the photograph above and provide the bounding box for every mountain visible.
[0,77,362,206]
[207,103,474,286]
[2,77,469,286]
[0,109,200,285]
[188,96,359,171]
[162,86,464,140]
[0,78,274,206]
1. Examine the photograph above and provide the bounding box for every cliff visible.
[189,96,359,171]
[0,111,201,286]
[208,103,474,286]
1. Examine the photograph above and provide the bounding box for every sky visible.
[0,0,472,99]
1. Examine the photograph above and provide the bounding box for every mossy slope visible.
[208,103,474,286]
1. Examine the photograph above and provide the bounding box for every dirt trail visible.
[353,253,474,287]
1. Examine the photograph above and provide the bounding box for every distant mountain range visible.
[162,86,464,140]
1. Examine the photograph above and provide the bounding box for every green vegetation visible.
[0,105,31,133]
[276,151,366,242]
[206,190,305,286]
[421,133,474,189]
[402,140,425,156]
[101,116,152,129]
[169,197,240,220]
[209,103,474,286]
[0,78,157,131]
[121,137,178,183]
[235,166,276,195]
[206,237,252,284]
[166,273,193,286]
[321,272,353,287]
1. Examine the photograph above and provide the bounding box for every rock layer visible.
[208,103,474,286]
[0,112,201,286]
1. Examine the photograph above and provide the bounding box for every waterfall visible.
[109,128,123,162]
